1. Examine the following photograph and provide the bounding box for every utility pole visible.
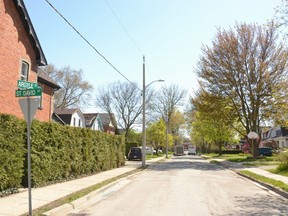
[142,56,146,168]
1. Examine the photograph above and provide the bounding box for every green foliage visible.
[0,114,25,196]
[147,119,166,150]
[275,151,288,171]
[0,114,126,193]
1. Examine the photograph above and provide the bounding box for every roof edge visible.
[13,0,47,66]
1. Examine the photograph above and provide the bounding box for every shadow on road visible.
[148,155,226,172]
[233,194,288,216]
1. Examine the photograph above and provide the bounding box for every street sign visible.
[19,97,40,216]
[15,88,42,97]
[17,80,39,89]
[19,98,40,124]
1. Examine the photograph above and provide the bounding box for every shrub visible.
[276,151,288,171]
[0,114,25,195]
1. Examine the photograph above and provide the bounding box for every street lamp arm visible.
[145,79,165,89]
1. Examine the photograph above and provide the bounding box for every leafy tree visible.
[146,119,174,154]
[196,22,288,157]
[41,64,93,109]
[190,89,237,155]
[127,129,142,144]
[169,110,186,145]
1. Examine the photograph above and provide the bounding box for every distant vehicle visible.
[188,145,196,155]
[174,145,184,156]
[139,146,153,155]
[258,147,272,156]
[127,147,142,160]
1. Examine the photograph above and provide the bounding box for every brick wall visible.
[0,0,52,121]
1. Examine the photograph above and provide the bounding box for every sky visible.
[23,0,282,112]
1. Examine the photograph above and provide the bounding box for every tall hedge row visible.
[0,114,125,194]
[0,115,25,194]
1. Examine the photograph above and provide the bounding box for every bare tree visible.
[196,22,288,157]
[42,64,93,109]
[152,84,187,145]
[153,84,187,122]
[96,81,144,140]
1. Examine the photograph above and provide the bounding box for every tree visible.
[169,110,186,145]
[96,81,144,140]
[146,119,166,154]
[41,64,93,109]
[196,22,288,157]
[190,89,237,155]
[152,84,187,143]
[276,0,288,33]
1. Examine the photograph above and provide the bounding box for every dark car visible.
[127,147,142,161]
[258,147,272,156]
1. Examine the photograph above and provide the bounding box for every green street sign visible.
[17,80,39,89]
[15,88,42,97]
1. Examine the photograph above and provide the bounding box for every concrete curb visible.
[217,161,288,199]
[41,157,168,216]
[42,169,144,216]
[235,170,288,199]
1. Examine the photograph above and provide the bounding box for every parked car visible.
[258,147,272,156]
[127,147,142,160]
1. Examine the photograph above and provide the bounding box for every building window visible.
[21,61,29,81]
[78,119,81,127]
[37,85,43,109]
[73,117,76,126]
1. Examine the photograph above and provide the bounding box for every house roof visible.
[13,0,47,66]
[98,113,113,126]
[264,126,288,140]
[37,69,61,90]
[53,108,81,125]
[83,113,98,127]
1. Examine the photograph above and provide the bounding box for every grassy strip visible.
[25,168,145,216]
[239,170,288,192]
[242,162,280,167]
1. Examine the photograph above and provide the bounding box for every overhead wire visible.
[103,0,143,56]
[44,0,140,90]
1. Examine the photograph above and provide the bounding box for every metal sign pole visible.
[27,97,32,216]
[17,80,41,216]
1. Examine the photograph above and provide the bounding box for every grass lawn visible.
[239,170,288,192]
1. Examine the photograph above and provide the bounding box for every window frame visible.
[20,60,29,81]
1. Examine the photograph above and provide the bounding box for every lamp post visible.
[142,56,164,168]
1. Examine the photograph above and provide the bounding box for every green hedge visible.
[0,114,125,194]
[0,115,25,196]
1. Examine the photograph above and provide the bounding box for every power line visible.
[44,0,140,90]
[103,0,143,55]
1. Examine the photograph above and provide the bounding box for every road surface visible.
[67,155,288,216]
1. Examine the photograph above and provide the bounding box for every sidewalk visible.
[0,157,163,216]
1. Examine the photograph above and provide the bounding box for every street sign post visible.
[16,79,42,216]
[19,98,40,216]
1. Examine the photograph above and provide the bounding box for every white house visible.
[53,108,85,128]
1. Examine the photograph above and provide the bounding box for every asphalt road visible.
[67,155,288,216]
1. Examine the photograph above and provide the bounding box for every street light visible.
[142,56,164,168]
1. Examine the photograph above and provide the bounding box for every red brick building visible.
[0,0,59,121]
